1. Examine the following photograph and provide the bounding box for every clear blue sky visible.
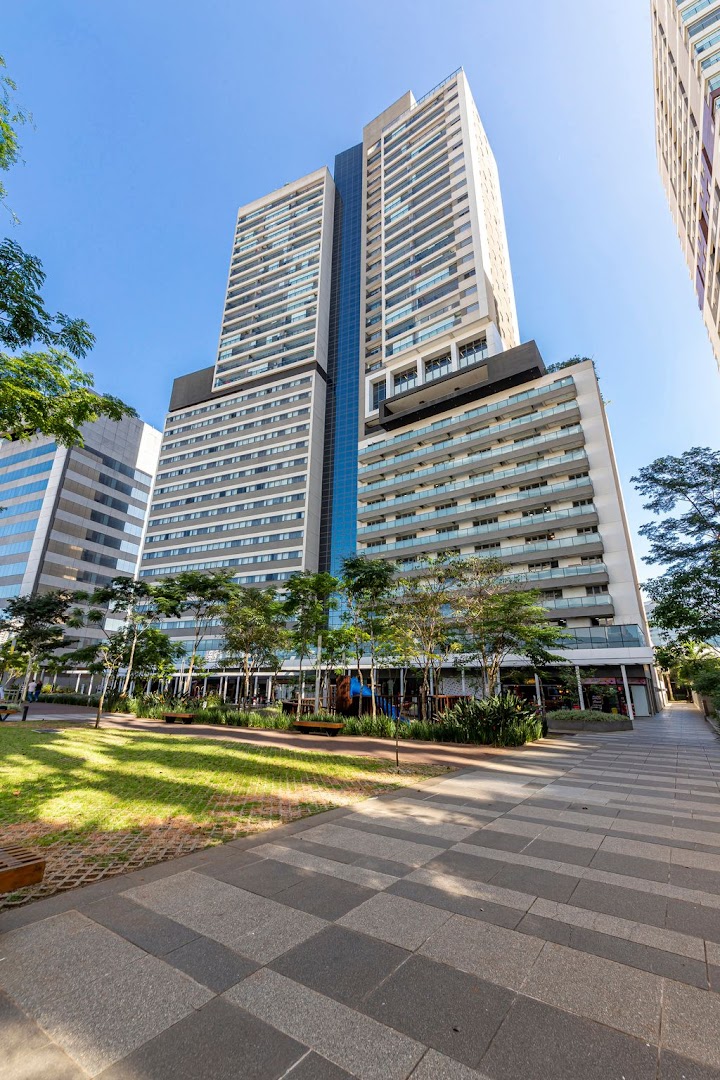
[3,0,719,576]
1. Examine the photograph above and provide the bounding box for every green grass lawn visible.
[0,724,446,907]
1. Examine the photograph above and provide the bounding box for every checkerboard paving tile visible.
[3,705,720,1077]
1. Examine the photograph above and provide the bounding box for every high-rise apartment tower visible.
[142,70,658,713]
[652,0,720,369]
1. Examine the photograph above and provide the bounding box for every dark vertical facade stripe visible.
[319,143,363,575]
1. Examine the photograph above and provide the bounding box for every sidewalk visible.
[2,703,720,1078]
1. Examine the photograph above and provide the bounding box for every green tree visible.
[0,56,134,447]
[1,590,81,699]
[452,556,566,696]
[130,627,186,686]
[340,555,395,718]
[68,626,128,728]
[84,577,161,695]
[283,571,338,714]
[394,557,460,722]
[632,448,720,640]
[153,570,238,694]
[220,586,288,704]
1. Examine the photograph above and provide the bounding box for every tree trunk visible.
[21,658,33,702]
[296,656,305,716]
[95,672,110,729]
[369,642,377,719]
[121,629,139,695]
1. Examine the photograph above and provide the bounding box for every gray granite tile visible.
[521,839,596,867]
[20,954,212,1075]
[659,1050,720,1079]
[249,842,398,890]
[666,898,720,943]
[83,896,199,956]
[462,828,531,853]
[284,1051,355,1079]
[419,914,544,990]
[588,851,671,883]
[0,990,89,1080]
[338,819,456,849]
[300,822,445,867]
[662,980,720,1070]
[338,893,452,950]
[96,996,304,1080]
[422,850,503,885]
[209,858,314,897]
[410,1049,491,1078]
[387,878,524,930]
[278,873,376,920]
[362,954,514,1068]
[563,925,708,987]
[520,941,662,1041]
[479,995,658,1079]
[489,864,580,903]
[569,878,668,927]
[226,969,426,1080]
[669,864,720,894]
[514,912,574,945]
[163,935,258,992]
[270,924,409,1005]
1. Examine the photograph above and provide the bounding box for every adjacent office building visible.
[142,69,659,713]
[652,0,720,369]
[0,414,161,647]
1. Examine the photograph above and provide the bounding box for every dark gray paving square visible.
[462,828,531,853]
[197,850,275,883]
[588,851,670,883]
[710,964,720,993]
[668,864,720,894]
[282,836,358,864]
[279,874,376,920]
[340,819,455,849]
[567,803,620,819]
[566,926,708,988]
[362,954,514,1068]
[522,839,596,867]
[514,913,574,945]
[523,797,573,810]
[210,858,313,897]
[163,935,258,992]
[479,995,658,1080]
[490,864,580,903]
[352,852,415,877]
[615,809,675,825]
[569,879,668,927]
[666,898,720,943]
[388,879,524,930]
[270,924,409,1006]
[84,896,199,956]
[284,1051,355,1079]
[0,991,88,1080]
[423,850,502,885]
[96,996,305,1080]
[659,1050,720,1079]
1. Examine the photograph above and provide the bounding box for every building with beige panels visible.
[652,0,720,369]
[142,70,659,714]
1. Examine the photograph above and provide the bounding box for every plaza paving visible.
[3,703,720,1078]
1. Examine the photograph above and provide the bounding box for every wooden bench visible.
[0,707,19,722]
[163,712,194,725]
[292,720,345,737]
[0,845,46,894]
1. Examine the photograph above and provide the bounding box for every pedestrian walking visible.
[26,679,37,701]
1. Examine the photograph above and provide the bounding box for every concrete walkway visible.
[3,703,720,1079]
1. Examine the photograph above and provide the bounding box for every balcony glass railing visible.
[358,477,594,533]
[543,594,612,609]
[359,400,580,475]
[358,450,588,515]
[387,532,603,569]
[360,506,597,554]
[360,426,585,493]
[560,624,647,649]
[360,376,575,460]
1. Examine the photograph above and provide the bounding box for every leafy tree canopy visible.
[633,448,720,640]
[0,56,135,447]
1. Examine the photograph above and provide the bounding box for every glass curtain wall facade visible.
[0,415,160,647]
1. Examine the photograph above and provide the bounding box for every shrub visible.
[37,693,101,707]
[546,708,626,724]
[439,693,543,747]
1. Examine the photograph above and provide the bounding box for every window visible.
[573,498,593,507]
[569,471,589,480]
[475,542,500,552]
[528,559,559,571]
[458,336,487,368]
[425,354,451,380]
[576,527,596,536]
[542,588,563,600]
[372,381,387,410]
[586,585,608,596]
[393,368,417,394]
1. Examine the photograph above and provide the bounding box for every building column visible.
[575,666,586,710]
[621,665,635,720]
